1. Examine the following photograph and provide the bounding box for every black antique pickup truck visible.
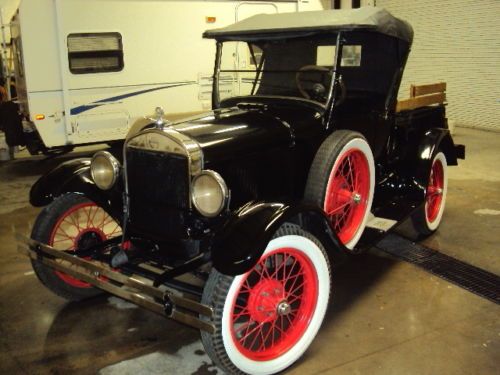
[21,7,464,375]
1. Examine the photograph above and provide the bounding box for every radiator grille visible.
[125,148,190,236]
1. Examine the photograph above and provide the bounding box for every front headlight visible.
[90,151,120,190]
[191,170,228,217]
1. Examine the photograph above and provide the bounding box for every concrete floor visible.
[0,127,498,375]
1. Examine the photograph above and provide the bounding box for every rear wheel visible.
[305,130,375,250]
[201,224,331,375]
[411,151,448,236]
[31,193,122,301]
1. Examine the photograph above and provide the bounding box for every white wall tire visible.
[201,224,331,375]
[411,151,448,236]
[305,130,375,250]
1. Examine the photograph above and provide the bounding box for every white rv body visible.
[8,0,329,154]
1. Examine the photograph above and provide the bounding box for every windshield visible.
[217,36,345,106]
[215,32,406,111]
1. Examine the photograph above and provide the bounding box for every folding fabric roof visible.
[203,7,413,43]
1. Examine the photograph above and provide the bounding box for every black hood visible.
[172,107,291,163]
[128,99,324,164]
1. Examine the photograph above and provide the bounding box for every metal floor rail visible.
[376,234,500,305]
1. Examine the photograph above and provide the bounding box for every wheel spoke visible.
[108,223,122,236]
[258,326,268,351]
[287,280,306,298]
[261,321,275,351]
[346,156,354,188]
[234,319,253,334]
[287,294,303,305]
[281,256,296,284]
[66,213,81,232]
[327,201,351,216]
[55,226,76,244]
[52,236,74,245]
[354,159,360,191]
[284,273,304,299]
[85,206,93,228]
[247,322,264,349]
[98,211,108,230]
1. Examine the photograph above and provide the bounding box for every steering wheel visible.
[296,65,332,102]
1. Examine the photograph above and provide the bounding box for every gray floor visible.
[0,127,498,374]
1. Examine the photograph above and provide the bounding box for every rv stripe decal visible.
[70,81,197,115]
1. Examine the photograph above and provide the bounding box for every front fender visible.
[30,158,123,221]
[211,201,347,276]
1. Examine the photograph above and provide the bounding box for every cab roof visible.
[203,7,413,44]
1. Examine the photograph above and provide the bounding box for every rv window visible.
[67,33,124,74]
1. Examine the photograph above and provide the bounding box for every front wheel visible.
[31,193,122,301]
[201,224,331,375]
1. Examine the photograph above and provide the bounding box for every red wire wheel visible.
[304,131,375,250]
[229,247,318,361]
[324,148,371,245]
[425,157,444,223]
[411,152,448,236]
[49,201,122,288]
[200,225,331,375]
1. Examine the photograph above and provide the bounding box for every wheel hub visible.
[353,192,362,204]
[277,301,292,316]
[75,229,106,250]
[247,279,285,323]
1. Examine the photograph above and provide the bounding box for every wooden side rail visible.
[396,82,446,112]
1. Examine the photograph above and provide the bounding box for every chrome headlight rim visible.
[191,170,228,218]
[90,151,121,190]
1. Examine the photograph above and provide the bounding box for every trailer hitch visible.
[16,234,215,334]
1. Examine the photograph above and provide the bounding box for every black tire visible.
[411,151,448,237]
[31,193,121,301]
[304,130,375,250]
[201,223,331,375]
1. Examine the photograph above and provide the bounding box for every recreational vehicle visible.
[4,0,329,154]
[2,0,329,155]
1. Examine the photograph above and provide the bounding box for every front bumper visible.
[17,234,215,334]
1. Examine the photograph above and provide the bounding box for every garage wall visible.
[373,0,500,131]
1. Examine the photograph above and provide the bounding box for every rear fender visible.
[414,128,460,187]
[211,201,347,276]
[30,158,123,222]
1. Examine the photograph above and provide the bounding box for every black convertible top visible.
[203,7,413,43]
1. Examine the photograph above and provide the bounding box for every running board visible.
[16,234,215,334]
[366,215,398,232]
[355,214,399,252]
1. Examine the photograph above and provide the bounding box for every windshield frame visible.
[211,33,344,113]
